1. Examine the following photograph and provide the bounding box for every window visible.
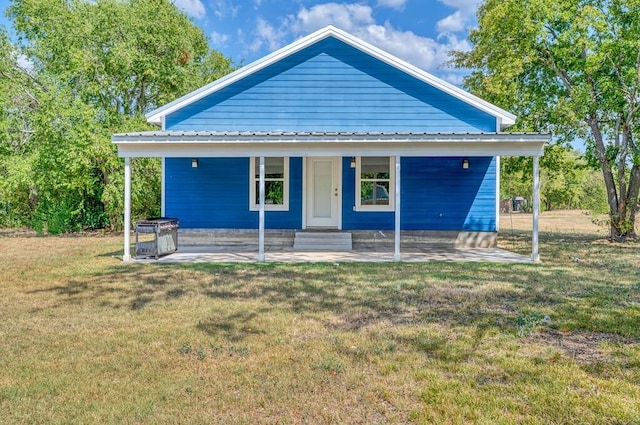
[249,157,289,211]
[356,156,395,211]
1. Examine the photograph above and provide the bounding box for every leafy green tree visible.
[581,170,609,215]
[453,0,640,240]
[9,0,230,118]
[0,29,41,227]
[1,0,233,232]
[540,147,588,210]
[501,146,589,211]
[1,29,117,232]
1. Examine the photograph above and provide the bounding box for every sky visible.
[0,0,482,86]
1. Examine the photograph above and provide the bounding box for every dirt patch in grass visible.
[328,308,421,331]
[528,330,639,364]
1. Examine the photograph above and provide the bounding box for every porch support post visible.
[532,155,540,262]
[394,156,401,261]
[123,156,132,262]
[160,157,166,217]
[258,156,265,262]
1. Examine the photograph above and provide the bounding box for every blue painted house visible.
[113,26,547,261]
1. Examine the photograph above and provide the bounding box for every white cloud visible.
[439,72,467,86]
[285,3,468,73]
[376,0,407,10]
[435,0,481,34]
[212,0,239,19]
[291,3,374,34]
[436,11,465,33]
[358,24,449,71]
[210,31,229,47]
[172,0,206,19]
[245,2,480,82]
[250,18,288,53]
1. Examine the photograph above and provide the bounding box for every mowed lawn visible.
[1,211,639,424]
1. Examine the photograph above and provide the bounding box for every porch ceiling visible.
[112,131,549,158]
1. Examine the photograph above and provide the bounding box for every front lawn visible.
[1,212,638,424]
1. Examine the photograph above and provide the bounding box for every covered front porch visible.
[113,131,549,263]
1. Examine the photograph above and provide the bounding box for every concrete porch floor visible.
[133,245,533,264]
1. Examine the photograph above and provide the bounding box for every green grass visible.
[0,222,639,424]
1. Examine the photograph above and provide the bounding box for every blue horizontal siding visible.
[341,157,496,231]
[166,37,496,132]
[165,158,302,229]
[167,156,494,231]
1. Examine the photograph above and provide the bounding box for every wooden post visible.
[532,155,540,262]
[394,156,401,261]
[123,157,132,262]
[258,156,265,262]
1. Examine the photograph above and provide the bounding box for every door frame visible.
[302,156,342,229]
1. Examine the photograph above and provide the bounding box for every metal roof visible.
[113,130,549,141]
[111,131,549,158]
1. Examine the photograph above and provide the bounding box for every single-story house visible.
[112,25,548,262]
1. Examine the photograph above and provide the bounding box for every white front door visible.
[306,157,340,228]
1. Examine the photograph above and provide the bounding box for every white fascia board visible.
[115,140,546,158]
[145,25,516,127]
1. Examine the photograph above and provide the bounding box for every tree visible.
[453,0,640,240]
[8,0,231,118]
[540,147,588,211]
[501,146,589,211]
[1,0,233,232]
[1,28,121,232]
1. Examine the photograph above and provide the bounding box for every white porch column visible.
[394,156,401,261]
[258,156,265,262]
[160,157,166,217]
[123,157,132,262]
[495,156,500,232]
[532,155,540,262]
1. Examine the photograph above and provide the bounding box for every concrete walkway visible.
[133,245,533,264]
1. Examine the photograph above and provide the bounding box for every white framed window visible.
[249,157,289,211]
[355,156,395,212]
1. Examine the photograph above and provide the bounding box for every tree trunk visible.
[626,164,640,238]
[587,118,624,239]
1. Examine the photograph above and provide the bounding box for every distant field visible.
[1,212,639,424]
[501,209,609,234]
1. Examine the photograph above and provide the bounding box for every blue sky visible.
[0,0,482,85]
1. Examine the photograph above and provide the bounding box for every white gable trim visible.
[145,25,516,128]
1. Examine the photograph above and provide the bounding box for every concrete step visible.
[179,229,294,247]
[293,232,352,251]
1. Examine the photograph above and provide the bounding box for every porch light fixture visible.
[191,158,199,168]
[350,157,356,168]
[462,159,469,169]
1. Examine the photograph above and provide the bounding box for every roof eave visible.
[112,131,550,144]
